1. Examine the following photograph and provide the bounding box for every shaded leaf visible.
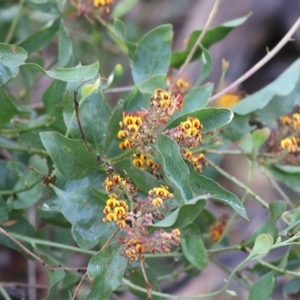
[0,63,18,85]
[58,20,74,68]
[150,198,207,229]
[40,132,98,179]
[248,271,275,300]
[139,74,166,94]
[188,164,248,219]
[124,85,149,111]
[52,181,110,249]
[114,158,162,194]
[194,46,213,86]
[170,14,250,68]
[0,88,18,126]
[87,244,128,300]
[181,223,208,269]
[112,0,138,18]
[132,25,172,87]
[25,0,60,14]
[283,278,300,297]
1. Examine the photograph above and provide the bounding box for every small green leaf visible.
[102,64,123,90]
[0,88,18,126]
[251,128,270,154]
[114,158,162,194]
[154,134,193,203]
[58,20,74,68]
[194,46,213,86]
[246,201,286,245]
[46,61,99,82]
[181,223,208,269]
[139,74,167,94]
[226,290,237,297]
[0,43,28,67]
[170,14,250,68]
[150,198,207,229]
[52,182,110,249]
[166,108,233,133]
[232,58,300,115]
[0,63,18,86]
[87,244,128,300]
[19,18,60,55]
[247,234,273,261]
[132,25,173,87]
[105,99,124,150]
[188,165,248,219]
[40,132,98,179]
[283,278,300,297]
[42,255,65,300]
[112,0,138,17]
[248,271,275,300]
[170,84,213,121]
[0,197,10,224]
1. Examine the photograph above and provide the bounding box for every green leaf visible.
[105,99,124,150]
[283,278,300,297]
[0,216,34,255]
[194,46,213,86]
[188,165,248,219]
[170,84,213,121]
[0,88,18,126]
[132,25,173,87]
[41,255,65,300]
[124,86,149,111]
[0,197,10,224]
[58,20,74,68]
[150,198,207,229]
[181,223,208,269]
[139,74,167,94]
[248,271,275,300]
[112,0,138,17]
[40,132,98,179]
[154,134,193,203]
[0,63,18,85]
[114,158,162,194]
[87,244,128,300]
[52,182,110,249]
[64,89,111,151]
[232,58,300,115]
[170,14,250,68]
[268,165,300,193]
[247,234,273,261]
[19,18,60,55]
[246,201,286,245]
[25,0,60,14]
[12,155,48,209]
[165,108,233,133]
[46,61,99,82]
[0,43,28,67]
[102,64,123,90]
[251,128,270,154]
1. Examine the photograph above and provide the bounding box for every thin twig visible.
[0,179,42,196]
[205,157,269,209]
[104,86,134,94]
[0,284,12,300]
[100,227,120,251]
[71,271,87,300]
[209,16,300,102]
[140,256,152,300]
[0,282,49,290]
[0,143,48,156]
[168,0,220,92]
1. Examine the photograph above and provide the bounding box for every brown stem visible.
[140,256,152,300]
[71,271,87,300]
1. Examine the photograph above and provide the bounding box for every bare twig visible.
[71,271,87,300]
[140,256,152,300]
[168,0,220,91]
[0,282,49,290]
[209,16,300,102]
[100,227,120,251]
[104,86,134,94]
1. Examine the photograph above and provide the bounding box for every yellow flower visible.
[152,197,163,207]
[217,93,242,108]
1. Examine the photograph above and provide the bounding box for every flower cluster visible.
[103,194,128,228]
[183,151,206,172]
[209,214,228,242]
[94,0,113,8]
[280,136,300,153]
[280,113,300,129]
[167,77,189,94]
[71,0,113,19]
[132,153,160,176]
[104,174,137,197]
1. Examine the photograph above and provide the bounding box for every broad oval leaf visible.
[132,24,173,87]
[87,244,128,300]
[52,182,110,249]
[248,271,275,300]
[150,198,207,229]
[166,108,233,133]
[0,43,27,68]
[40,132,98,179]
[181,223,208,270]
[154,134,193,203]
[188,164,248,219]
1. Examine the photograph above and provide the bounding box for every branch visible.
[209,16,300,102]
[168,0,220,91]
